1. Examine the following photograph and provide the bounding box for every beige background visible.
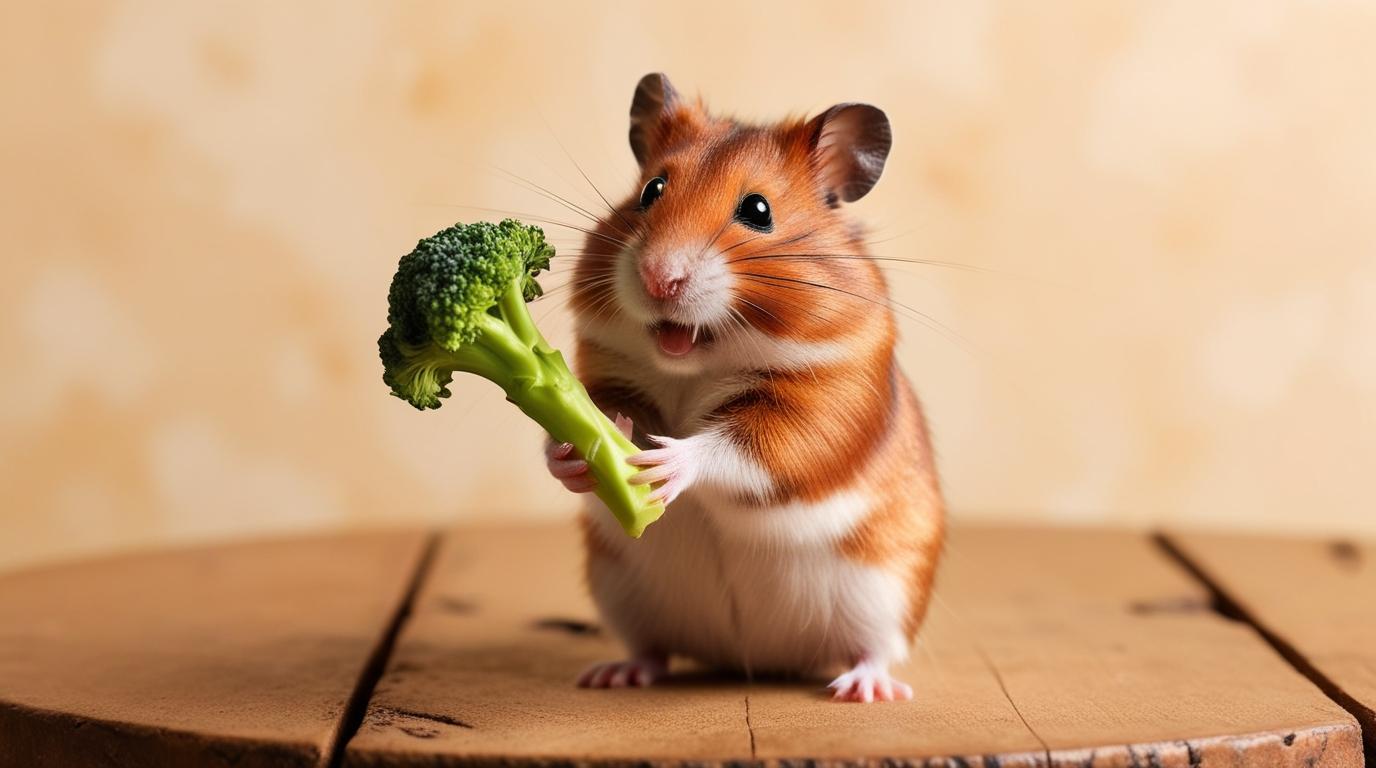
[3,1,1374,571]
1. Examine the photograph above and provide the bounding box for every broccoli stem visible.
[498,276,541,348]
[472,278,664,538]
[512,350,663,537]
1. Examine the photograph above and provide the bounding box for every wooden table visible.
[0,523,1370,767]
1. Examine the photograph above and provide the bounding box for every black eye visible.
[736,193,772,231]
[639,176,666,210]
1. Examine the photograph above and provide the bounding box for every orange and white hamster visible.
[545,73,945,702]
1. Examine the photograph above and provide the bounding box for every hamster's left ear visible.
[806,104,892,203]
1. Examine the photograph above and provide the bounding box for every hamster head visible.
[572,73,894,376]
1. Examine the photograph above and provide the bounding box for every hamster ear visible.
[806,104,892,203]
[629,73,680,167]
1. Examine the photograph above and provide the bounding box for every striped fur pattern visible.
[565,76,945,699]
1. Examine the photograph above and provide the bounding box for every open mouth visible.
[651,321,715,357]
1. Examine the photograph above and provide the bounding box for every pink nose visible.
[642,271,686,301]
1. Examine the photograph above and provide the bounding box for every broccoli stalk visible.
[378,219,663,538]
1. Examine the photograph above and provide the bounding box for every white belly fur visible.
[584,484,911,676]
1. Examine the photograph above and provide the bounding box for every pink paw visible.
[546,414,634,494]
[828,659,913,703]
[626,435,700,506]
[576,656,667,689]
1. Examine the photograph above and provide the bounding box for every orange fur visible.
[714,354,892,503]
[572,100,892,348]
[834,374,946,640]
[571,87,946,658]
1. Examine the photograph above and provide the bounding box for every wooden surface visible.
[0,530,433,768]
[938,528,1362,767]
[0,525,1366,767]
[1166,531,1376,761]
[345,524,1362,767]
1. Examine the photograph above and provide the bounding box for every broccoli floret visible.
[379,219,663,537]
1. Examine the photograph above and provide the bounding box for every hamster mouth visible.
[651,321,714,357]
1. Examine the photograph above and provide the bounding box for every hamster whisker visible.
[541,134,644,245]
[729,299,815,387]
[734,286,845,328]
[735,228,822,258]
[739,271,949,338]
[736,273,979,356]
[533,274,606,300]
[434,204,637,252]
[536,287,610,326]
[491,167,608,226]
[716,306,778,395]
[729,252,992,274]
[733,283,854,357]
[580,280,627,328]
[718,234,768,256]
[693,216,737,264]
[534,267,622,319]
[560,274,621,304]
[491,166,643,245]
[732,286,836,327]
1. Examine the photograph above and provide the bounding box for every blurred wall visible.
[3,1,1374,571]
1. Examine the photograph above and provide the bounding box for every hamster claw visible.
[828,658,913,703]
[613,412,634,439]
[576,655,668,689]
[546,440,597,493]
[626,434,700,507]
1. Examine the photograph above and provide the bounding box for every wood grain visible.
[1165,531,1376,761]
[941,527,1361,767]
[344,524,1363,767]
[0,530,432,768]
[342,524,757,765]
[0,525,1360,766]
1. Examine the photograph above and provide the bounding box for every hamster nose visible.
[641,270,686,301]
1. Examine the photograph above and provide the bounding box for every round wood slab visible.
[0,524,1366,767]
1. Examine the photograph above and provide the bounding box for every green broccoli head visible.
[377,327,452,409]
[379,219,553,410]
[387,219,552,351]
[376,218,663,537]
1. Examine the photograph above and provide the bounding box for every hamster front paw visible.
[626,434,702,506]
[545,413,634,494]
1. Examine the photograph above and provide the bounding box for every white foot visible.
[828,658,913,703]
[576,655,667,689]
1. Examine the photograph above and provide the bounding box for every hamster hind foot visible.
[827,656,913,703]
[576,653,669,689]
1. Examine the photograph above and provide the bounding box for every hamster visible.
[545,73,945,703]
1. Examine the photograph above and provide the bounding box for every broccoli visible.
[378,219,663,537]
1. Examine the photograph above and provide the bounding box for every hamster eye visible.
[639,176,667,210]
[736,193,772,232]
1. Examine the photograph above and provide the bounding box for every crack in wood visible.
[973,643,1052,768]
[396,725,438,740]
[743,695,756,759]
[383,706,474,730]
[320,531,442,768]
[434,596,478,615]
[1127,597,1211,616]
[532,617,601,636]
[1156,533,1376,766]
[1328,541,1362,573]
